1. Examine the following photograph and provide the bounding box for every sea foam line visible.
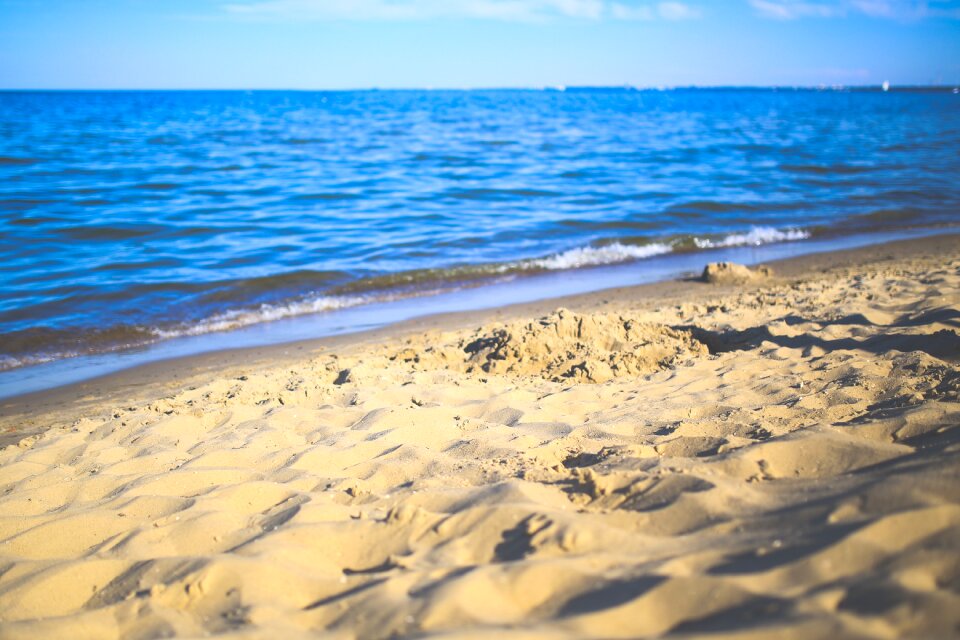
[151,226,809,340]
[1,225,812,363]
[0,353,63,372]
[515,226,809,271]
[151,294,372,339]
[521,241,675,270]
[693,226,810,249]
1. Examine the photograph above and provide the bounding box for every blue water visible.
[1,88,959,374]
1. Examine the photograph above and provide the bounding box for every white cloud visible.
[748,0,840,19]
[222,0,702,22]
[609,1,701,19]
[658,1,701,18]
[849,0,897,16]
[609,2,656,18]
[748,0,960,19]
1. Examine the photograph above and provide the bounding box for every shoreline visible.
[0,226,955,407]
[0,230,957,637]
[3,231,956,429]
[2,227,954,401]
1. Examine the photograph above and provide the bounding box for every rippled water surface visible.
[1,89,958,369]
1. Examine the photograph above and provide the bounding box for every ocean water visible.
[1,88,959,373]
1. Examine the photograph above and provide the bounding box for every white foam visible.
[3,229,815,366]
[523,241,675,270]
[152,294,369,339]
[516,228,808,271]
[0,352,68,372]
[693,227,810,249]
[147,242,677,342]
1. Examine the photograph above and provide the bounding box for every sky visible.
[0,0,958,89]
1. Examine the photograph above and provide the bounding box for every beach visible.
[4,89,960,379]
[0,233,958,638]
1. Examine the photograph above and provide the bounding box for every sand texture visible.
[1,242,959,638]
[701,261,774,285]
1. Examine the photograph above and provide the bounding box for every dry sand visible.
[0,235,958,639]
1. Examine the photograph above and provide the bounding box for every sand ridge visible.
[0,244,958,638]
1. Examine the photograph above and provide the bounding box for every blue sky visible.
[0,0,958,88]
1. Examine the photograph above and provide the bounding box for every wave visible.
[0,226,812,370]
[0,156,40,166]
[331,226,806,296]
[0,323,160,372]
[151,294,370,339]
[0,296,374,371]
[292,192,361,201]
[132,182,179,191]
[693,227,810,249]
[445,188,561,201]
[780,163,877,176]
[522,241,674,270]
[0,353,61,372]
[327,241,678,295]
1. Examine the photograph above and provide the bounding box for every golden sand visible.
[0,236,958,638]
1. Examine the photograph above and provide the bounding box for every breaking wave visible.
[693,227,810,249]
[151,294,372,339]
[0,226,813,370]
[521,241,674,270]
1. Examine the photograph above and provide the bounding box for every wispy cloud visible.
[657,1,702,18]
[222,0,702,22]
[608,1,702,19]
[748,0,838,19]
[748,0,960,20]
[608,3,655,18]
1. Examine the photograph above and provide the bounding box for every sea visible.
[1,88,959,396]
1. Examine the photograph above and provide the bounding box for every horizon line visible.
[1,83,958,92]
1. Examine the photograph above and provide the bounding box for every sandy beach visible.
[0,233,958,639]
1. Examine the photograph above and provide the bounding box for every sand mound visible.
[702,261,773,284]
[451,309,708,383]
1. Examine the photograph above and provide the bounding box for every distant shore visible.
[5,89,959,395]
